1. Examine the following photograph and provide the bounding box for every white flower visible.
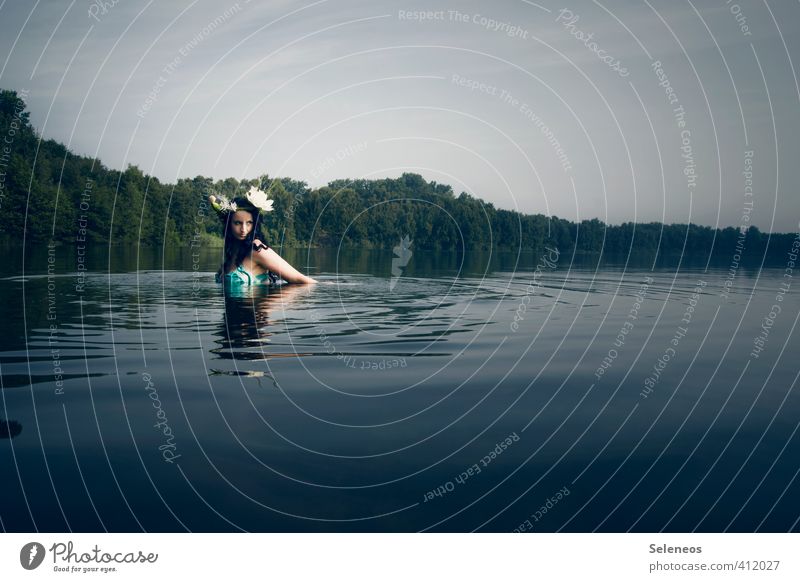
[216,196,236,212]
[210,194,236,217]
[246,186,274,213]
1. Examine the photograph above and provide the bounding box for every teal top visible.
[216,265,277,286]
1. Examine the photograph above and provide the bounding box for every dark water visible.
[1,244,799,532]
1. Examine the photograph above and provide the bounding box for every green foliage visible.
[0,89,796,263]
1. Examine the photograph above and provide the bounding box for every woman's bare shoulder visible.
[250,241,272,267]
[252,239,272,254]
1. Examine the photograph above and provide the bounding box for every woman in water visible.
[210,187,317,285]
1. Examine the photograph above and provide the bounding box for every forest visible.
[1,89,794,262]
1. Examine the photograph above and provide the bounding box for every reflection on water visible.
[1,245,799,532]
[213,284,316,362]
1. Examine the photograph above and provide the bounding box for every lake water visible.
[1,245,799,532]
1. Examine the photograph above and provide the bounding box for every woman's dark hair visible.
[222,197,268,269]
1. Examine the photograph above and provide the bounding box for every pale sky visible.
[1,0,798,231]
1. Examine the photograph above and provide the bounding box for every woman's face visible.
[230,210,254,241]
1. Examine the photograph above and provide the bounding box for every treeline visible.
[0,89,795,261]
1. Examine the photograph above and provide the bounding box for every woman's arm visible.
[251,243,317,284]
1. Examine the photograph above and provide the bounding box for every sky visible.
[1,0,798,231]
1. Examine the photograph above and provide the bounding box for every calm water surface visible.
[1,246,799,532]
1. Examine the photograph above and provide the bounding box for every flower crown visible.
[209,186,274,220]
